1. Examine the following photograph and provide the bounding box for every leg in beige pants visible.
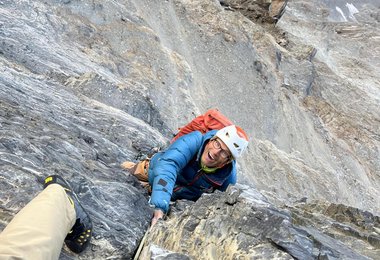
[0,184,76,260]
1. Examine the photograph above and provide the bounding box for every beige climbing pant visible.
[0,184,76,260]
[121,160,152,193]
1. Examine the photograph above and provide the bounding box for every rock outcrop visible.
[140,185,380,259]
[1,0,379,259]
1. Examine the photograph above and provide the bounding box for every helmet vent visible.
[215,125,248,159]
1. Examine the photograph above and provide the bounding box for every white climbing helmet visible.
[215,125,249,159]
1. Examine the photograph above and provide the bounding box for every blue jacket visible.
[148,130,237,213]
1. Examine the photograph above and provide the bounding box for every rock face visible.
[0,0,379,259]
[140,185,380,259]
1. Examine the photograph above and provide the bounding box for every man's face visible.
[201,138,232,168]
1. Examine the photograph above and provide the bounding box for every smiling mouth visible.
[208,151,215,161]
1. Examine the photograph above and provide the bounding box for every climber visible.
[0,175,92,259]
[121,125,249,226]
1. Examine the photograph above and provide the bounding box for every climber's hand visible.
[151,209,164,227]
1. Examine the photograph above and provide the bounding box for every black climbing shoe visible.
[43,175,92,254]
